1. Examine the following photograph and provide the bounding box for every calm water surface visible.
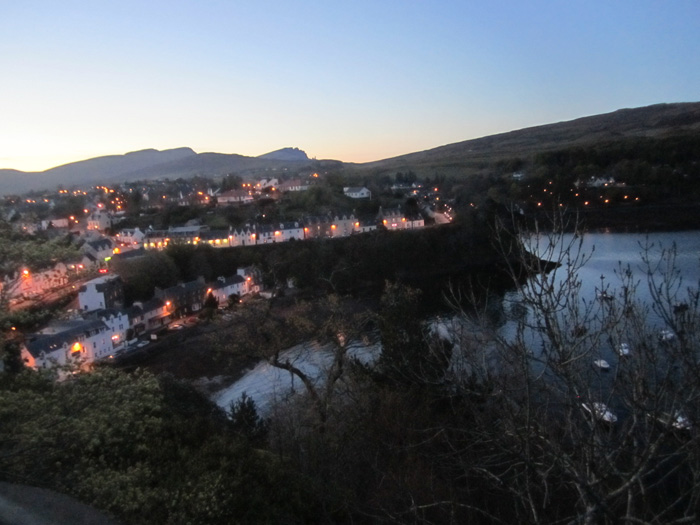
[516,230,700,323]
[216,231,700,411]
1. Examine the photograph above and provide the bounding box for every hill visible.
[354,102,700,175]
[0,147,314,195]
[257,147,309,162]
[2,102,699,195]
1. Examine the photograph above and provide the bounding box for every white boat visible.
[582,402,618,423]
[659,329,675,342]
[597,290,614,302]
[593,359,611,370]
[651,411,692,430]
[617,343,631,356]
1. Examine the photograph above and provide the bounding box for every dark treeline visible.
[527,134,700,203]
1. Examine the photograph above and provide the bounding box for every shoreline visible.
[527,202,700,234]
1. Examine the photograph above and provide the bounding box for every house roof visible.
[211,275,245,290]
[78,276,122,294]
[255,222,302,233]
[86,238,113,251]
[344,187,368,192]
[85,308,127,321]
[156,279,206,300]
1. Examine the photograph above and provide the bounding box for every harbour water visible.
[213,230,700,412]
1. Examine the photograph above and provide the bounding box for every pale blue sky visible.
[1,1,698,171]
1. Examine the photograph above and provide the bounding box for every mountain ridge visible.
[356,102,700,171]
[2,102,699,195]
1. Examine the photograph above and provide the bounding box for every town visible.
[1,169,452,372]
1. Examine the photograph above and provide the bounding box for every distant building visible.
[11,263,69,300]
[254,222,304,244]
[377,207,425,230]
[78,276,125,312]
[328,213,357,238]
[85,308,130,352]
[343,187,372,199]
[256,178,279,190]
[154,277,207,317]
[143,225,208,249]
[81,236,116,267]
[128,298,171,334]
[278,179,309,192]
[115,227,146,246]
[87,211,113,232]
[208,268,259,305]
[217,189,254,205]
[22,319,113,369]
[41,217,70,230]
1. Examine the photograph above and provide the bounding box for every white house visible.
[41,217,71,230]
[278,179,309,192]
[22,319,113,369]
[229,226,258,247]
[87,211,113,232]
[78,276,125,312]
[209,275,246,305]
[329,213,358,238]
[255,222,304,244]
[11,263,69,300]
[86,309,130,353]
[256,178,279,190]
[377,207,425,231]
[208,268,260,305]
[217,189,254,205]
[343,187,372,199]
[114,227,146,247]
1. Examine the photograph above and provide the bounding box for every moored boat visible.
[582,402,618,423]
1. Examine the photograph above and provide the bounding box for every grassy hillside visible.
[351,102,700,178]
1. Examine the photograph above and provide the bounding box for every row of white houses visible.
[21,269,259,371]
[140,209,424,251]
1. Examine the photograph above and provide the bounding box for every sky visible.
[1,1,699,172]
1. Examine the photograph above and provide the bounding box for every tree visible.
[435,212,700,523]
[0,368,318,524]
[229,392,268,445]
[111,251,180,303]
[376,282,452,387]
